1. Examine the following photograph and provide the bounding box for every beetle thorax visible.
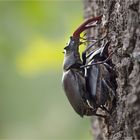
[63,36,82,71]
[63,50,82,71]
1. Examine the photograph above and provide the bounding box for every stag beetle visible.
[62,15,117,117]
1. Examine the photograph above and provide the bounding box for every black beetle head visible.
[64,37,79,53]
[63,37,82,71]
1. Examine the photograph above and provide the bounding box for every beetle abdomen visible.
[62,69,86,117]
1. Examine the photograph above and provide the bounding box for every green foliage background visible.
[0,1,92,139]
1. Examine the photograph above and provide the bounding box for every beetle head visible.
[63,37,82,71]
[64,36,79,53]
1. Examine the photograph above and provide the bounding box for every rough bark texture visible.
[84,0,140,140]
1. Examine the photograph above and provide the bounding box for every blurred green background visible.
[0,1,92,140]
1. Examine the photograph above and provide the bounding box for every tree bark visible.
[84,0,140,139]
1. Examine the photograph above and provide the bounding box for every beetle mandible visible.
[62,15,116,117]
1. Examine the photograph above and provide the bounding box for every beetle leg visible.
[102,79,116,97]
[86,99,94,109]
[99,79,116,115]
[82,40,99,65]
[82,34,107,56]
[82,41,103,65]
[104,62,114,70]
[93,113,106,118]
[84,107,106,118]
[80,36,98,41]
[100,41,110,58]
[80,50,115,68]
[81,35,108,67]
[99,106,110,114]
[84,67,88,77]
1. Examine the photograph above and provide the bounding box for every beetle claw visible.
[86,99,94,109]
[100,106,110,115]
[73,15,103,39]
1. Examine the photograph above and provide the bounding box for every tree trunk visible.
[84,0,140,139]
